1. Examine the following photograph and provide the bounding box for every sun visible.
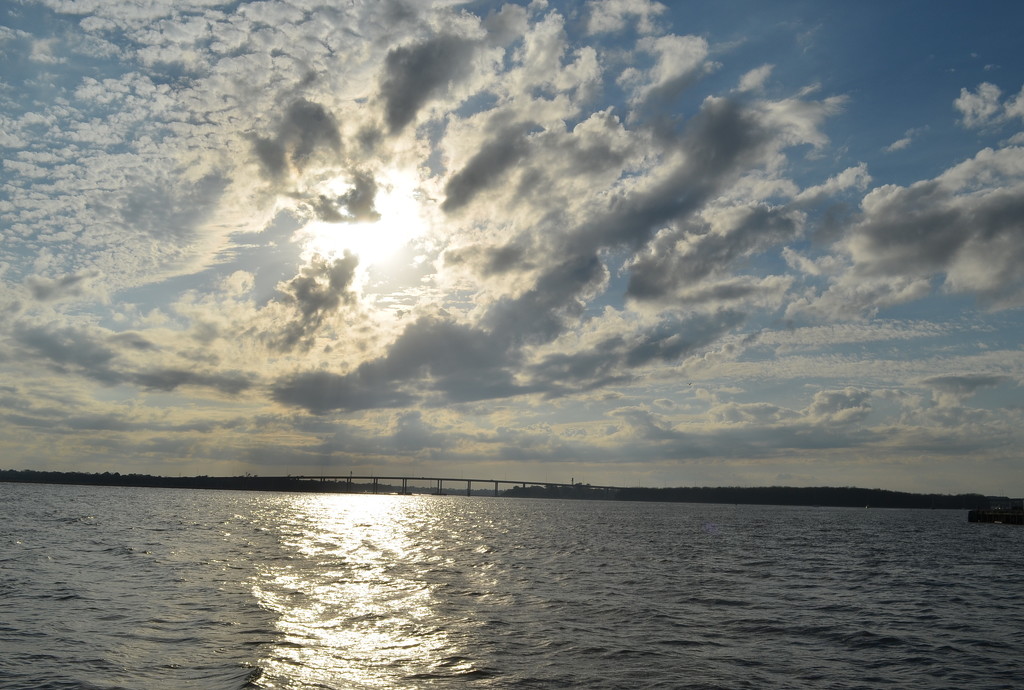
[296,167,429,271]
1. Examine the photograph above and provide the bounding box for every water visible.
[2,483,1023,689]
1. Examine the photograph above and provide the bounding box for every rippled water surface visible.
[2,482,1023,689]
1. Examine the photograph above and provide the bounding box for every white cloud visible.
[586,0,666,35]
[795,162,871,202]
[737,64,773,93]
[955,82,1024,128]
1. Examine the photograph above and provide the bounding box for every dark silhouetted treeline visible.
[614,485,988,509]
[0,469,384,493]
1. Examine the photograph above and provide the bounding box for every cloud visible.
[847,146,1024,307]
[379,34,480,134]
[920,374,1012,407]
[390,410,449,452]
[253,99,342,182]
[707,401,796,425]
[274,253,360,352]
[272,315,525,413]
[586,0,666,35]
[14,324,119,383]
[955,82,1024,128]
[795,163,871,202]
[788,143,1024,319]
[955,82,1003,128]
[626,204,804,303]
[310,170,382,224]
[442,121,535,212]
[885,136,912,152]
[128,368,252,395]
[11,322,253,395]
[881,125,931,154]
[737,64,773,93]
[567,96,777,255]
[621,33,711,128]
[805,388,872,424]
[26,270,101,303]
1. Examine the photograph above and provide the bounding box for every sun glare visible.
[297,168,429,270]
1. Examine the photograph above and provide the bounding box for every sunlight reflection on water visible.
[252,495,473,688]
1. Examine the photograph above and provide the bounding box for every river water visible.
[1,482,1022,689]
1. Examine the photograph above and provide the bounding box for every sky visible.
[2,0,1023,494]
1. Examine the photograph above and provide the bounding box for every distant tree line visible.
[1,469,990,508]
[613,485,989,509]
[0,469,380,494]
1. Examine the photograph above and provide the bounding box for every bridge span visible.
[289,475,620,497]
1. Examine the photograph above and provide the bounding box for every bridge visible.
[288,474,620,497]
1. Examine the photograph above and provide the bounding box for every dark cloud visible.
[848,157,1024,306]
[557,130,629,174]
[109,332,158,351]
[288,255,358,319]
[483,244,530,276]
[920,374,1012,396]
[274,297,748,413]
[627,205,802,302]
[672,280,763,305]
[571,97,773,255]
[310,170,381,223]
[272,180,763,413]
[386,94,821,414]
[442,123,534,212]
[253,137,288,181]
[15,325,119,381]
[271,369,413,413]
[275,253,359,352]
[307,168,385,223]
[379,34,478,133]
[374,317,524,403]
[129,369,252,395]
[852,181,968,275]
[625,310,746,367]
[444,242,533,277]
[13,323,251,395]
[391,410,448,451]
[26,270,99,302]
[272,315,527,413]
[494,309,744,400]
[483,253,607,346]
[253,99,342,180]
[628,51,712,139]
[525,336,633,396]
[338,170,381,222]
